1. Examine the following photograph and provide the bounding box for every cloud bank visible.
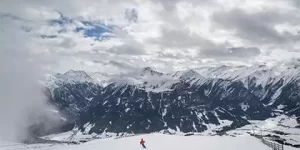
[0,16,62,142]
[1,0,300,75]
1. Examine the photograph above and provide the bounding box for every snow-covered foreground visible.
[2,115,298,150]
[0,133,298,150]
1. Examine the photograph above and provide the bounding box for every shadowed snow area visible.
[0,133,298,150]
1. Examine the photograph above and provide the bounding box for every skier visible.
[140,138,146,148]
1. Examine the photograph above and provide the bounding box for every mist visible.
[0,23,63,142]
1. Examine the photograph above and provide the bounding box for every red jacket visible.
[140,139,145,145]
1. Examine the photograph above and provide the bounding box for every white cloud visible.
[1,0,300,75]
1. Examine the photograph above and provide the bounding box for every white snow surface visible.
[1,115,299,150]
[2,133,298,150]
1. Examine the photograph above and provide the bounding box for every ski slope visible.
[0,133,298,150]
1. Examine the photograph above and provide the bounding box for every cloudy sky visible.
[1,0,300,74]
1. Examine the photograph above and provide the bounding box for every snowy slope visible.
[97,68,209,93]
[227,115,300,146]
[195,60,300,82]
[2,133,297,150]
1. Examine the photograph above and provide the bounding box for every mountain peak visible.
[142,67,153,72]
[64,70,90,77]
[180,69,203,79]
[141,67,163,76]
[184,69,198,75]
[173,69,201,78]
[56,70,94,83]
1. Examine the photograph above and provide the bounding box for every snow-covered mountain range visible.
[43,60,300,139]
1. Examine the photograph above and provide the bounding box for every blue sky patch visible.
[48,12,114,40]
[76,22,115,40]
